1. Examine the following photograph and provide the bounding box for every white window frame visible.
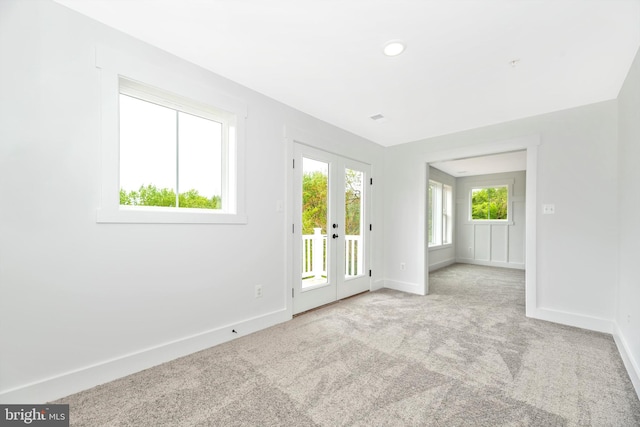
[428,180,453,248]
[466,179,514,225]
[442,184,453,245]
[95,47,247,224]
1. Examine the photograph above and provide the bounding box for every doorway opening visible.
[424,136,539,317]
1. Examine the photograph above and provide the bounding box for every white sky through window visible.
[303,157,328,175]
[119,94,222,199]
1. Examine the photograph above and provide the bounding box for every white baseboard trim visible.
[530,308,640,399]
[383,279,425,296]
[371,278,386,292]
[0,308,290,404]
[532,307,614,334]
[612,322,640,400]
[455,258,525,270]
[428,259,456,272]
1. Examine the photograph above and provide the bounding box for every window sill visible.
[428,243,454,251]
[96,207,248,224]
[465,220,514,226]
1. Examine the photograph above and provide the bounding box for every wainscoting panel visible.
[474,225,491,261]
[491,224,508,263]
[455,171,526,270]
[509,201,526,264]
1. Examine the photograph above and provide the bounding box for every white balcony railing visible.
[302,228,362,283]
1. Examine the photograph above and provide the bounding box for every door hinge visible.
[369,270,372,277]
[369,224,372,231]
[292,288,294,298]
[292,224,295,233]
[370,177,373,185]
[293,158,295,168]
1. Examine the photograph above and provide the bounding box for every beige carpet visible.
[56,264,640,426]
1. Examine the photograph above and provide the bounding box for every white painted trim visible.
[533,307,614,334]
[424,135,539,314]
[284,126,294,319]
[423,135,541,164]
[528,309,639,400]
[383,279,425,295]
[428,243,454,252]
[96,208,248,224]
[429,259,456,272]
[524,145,537,317]
[455,258,525,270]
[94,45,248,225]
[421,163,429,294]
[0,309,289,404]
[372,279,386,291]
[612,322,640,400]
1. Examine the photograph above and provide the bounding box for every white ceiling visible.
[55,0,640,147]
[431,151,527,178]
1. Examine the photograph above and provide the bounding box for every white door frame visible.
[285,128,372,316]
[423,135,539,318]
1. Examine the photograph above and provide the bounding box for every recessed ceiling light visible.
[383,40,406,57]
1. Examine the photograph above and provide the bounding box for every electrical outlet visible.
[543,204,555,215]
[255,284,263,298]
[627,314,631,324]
[400,262,406,271]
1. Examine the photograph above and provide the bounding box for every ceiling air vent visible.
[370,113,387,123]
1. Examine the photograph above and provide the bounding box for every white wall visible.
[455,171,526,269]
[1,0,636,404]
[384,100,618,330]
[616,46,640,395]
[427,167,456,271]
[0,0,384,402]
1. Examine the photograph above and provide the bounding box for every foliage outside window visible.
[118,78,234,212]
[344,168,363,237]
[302,167,328,235]
[301,168,362,235]
[301,163,364,280]
[471,186,508,220]
[429,180,452,247]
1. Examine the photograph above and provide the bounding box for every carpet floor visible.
[56,264,640,426]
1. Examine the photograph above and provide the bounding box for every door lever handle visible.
[332,234,339,239]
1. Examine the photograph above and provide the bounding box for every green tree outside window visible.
[471,186,508,220]
[120,185,221,209]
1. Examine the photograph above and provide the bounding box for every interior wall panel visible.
[455,171,526,269]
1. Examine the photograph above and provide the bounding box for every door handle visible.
[332,234,339,239]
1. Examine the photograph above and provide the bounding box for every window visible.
[119,78,231,211]
[95,47,246,224]
[470,186,508,221]
[429,180,452,247]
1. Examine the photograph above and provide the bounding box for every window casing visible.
[429,180,453,247]
[95,47,246,224]
[118,78,233,212]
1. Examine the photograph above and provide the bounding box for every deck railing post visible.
[312,228,324,280]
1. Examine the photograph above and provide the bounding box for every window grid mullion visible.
[441,187,445,246]
[175,110,180,208]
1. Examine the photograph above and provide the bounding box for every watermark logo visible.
[0,405,68,426]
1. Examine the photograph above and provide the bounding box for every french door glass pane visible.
[301,158,329,288]
[345,168,363,278]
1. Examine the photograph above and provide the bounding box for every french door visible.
[292,143,371,314]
